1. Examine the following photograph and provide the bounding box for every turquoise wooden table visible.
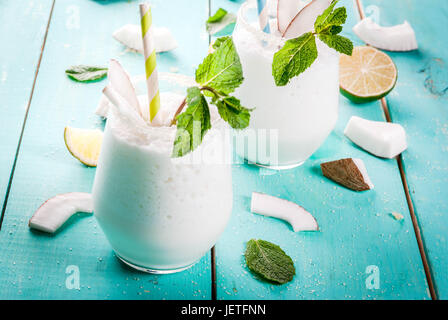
[0,0,446,300]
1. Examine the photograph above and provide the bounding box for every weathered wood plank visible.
[212,0,430,299]
[362,0,448,299]
[0,0,211,299]
[0,0,54,222]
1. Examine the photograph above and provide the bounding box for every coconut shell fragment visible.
[321,158,374,191]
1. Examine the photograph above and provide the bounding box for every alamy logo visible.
[65,265,80,290]
[66,5,80,30]
[365,5,381,23]
[365,265,380,290]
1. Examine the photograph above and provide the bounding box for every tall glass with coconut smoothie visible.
[92,94,232,273]
[91,3,253,273]
[232,0,341,169]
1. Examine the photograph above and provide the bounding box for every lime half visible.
[64,127,103,167]
[340,46,397,103]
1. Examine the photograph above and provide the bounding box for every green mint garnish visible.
[245,239,295,284]
[196,36,244,95]
[207,8,228,23]
[272,0,353,86]
[172,87,211,158]
[318,34,353,56]
[314,0,344,33]
[65,65,108,82]
[206,10,236,35]
[273,32,318,87]
[215,96,251,129]
[172,37,252,158]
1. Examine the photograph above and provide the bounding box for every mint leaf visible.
[245,239,295,284]
[207,8,227,23]
[65,65,108,82]
[272,1,353,86]
[318,34,353,56]
[272,32,318,86]
[196,37,243,94]
[171,37,252,158]
[314,0,339,33]
[212,36,229,50]
[172,87,211,158]
[315,2,347,33]
[326,7,347,27]
[323,25,343,35]
[214,96,251,129]
[206,12,236,36]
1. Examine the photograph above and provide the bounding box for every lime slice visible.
[64,127,103,167]
[339,46,397,103]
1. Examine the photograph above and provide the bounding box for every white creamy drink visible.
[233,1,340,168]
[92,93,233,273]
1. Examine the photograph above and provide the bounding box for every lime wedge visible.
[339,46,397,103]
[64,127,103,167]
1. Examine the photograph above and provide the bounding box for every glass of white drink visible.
[232,0,346,169]
[93,29,252,273]
[93,85,233,274]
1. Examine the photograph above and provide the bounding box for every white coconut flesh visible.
[277,0,305,34]
[353,17,418,52]
[251,192,319,232]
[113,24,178,54]
[29,193,93,233]
[344,116,408,159]
[282,0,332,39]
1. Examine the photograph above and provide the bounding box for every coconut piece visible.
[96,72,195,119]
[29,193,93,233]
[277,0,304,34]
[108,59,142,116]
[390,212,404,221]
[113,24,178,53]
[103,85,148,128]
[251,192,319,232]
[96,94,110,118]
[353,18,418,52]
[283,0,332,39]
[344,116,408,159]
[321,158,374,191]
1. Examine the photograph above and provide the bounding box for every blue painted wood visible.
[0,0,211,299]
[363,0,448,299]
[0,0,53,219]
[212,0,430,299]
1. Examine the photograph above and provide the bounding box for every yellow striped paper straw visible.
[139,3,160,122]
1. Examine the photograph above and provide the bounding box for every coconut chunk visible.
[390,212,404,221]
[29,193,93,233]
[113,24,178,54]
[251,192,319,232]
[277,0,305,34]
[353,18,418,52]
[321,158,374,191]
[344,116,408,159]
[283,0,332,39]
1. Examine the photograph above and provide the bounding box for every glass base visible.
[252,161,305,171]
[116,253,197,274]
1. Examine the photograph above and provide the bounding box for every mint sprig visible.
[65,65,108,82]
[172,37,252,158]
[207,8,228,23]
[206,9,237,36]
[272,0,353,86]
[273,32,318,87]
[196,36,244,94]
[172,87,211,157]
[245,239,295,284]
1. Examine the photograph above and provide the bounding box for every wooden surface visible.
[362,0,448,299]
[0,0,446,299]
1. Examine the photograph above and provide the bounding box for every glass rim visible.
[236,1,284,48]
